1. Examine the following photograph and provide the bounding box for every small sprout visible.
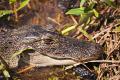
[61,25,77,35]
[80,0,87,7]
[3,70,10,78]
[11,48,33,59]
[92,9,99,17]
[0,62,10,78]
[9,0,17,4]
[0,10,13,18]
[112,26,120,32]
[48,76,59,80]
[16,0,30,11]
[66,7,85,15]
[0,0,30,18]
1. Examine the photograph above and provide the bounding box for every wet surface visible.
[18,63,98,80]
[19,66,96,80]
[19,0,79,29]
[19,66,78,80]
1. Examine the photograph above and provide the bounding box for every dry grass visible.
[77,7,120,80]
[0,0,120,80]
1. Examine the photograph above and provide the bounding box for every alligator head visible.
[0,25,104,68]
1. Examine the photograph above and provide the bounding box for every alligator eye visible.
[41,33,56,45]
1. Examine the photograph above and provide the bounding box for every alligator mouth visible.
[39,52,101,63]
[21,54,77,67]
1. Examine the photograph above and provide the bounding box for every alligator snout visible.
[12,25,104,68]
[0,25,104,68]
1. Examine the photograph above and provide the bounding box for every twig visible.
[106,40,120,59]
[92,27,111,39]
[65,60,120,70]
[70,15,78,25]
[88,60,120,63]
[109,75,120,80]
[47,17,61,25]
[17,65,35,74]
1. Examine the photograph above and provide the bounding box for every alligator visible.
[0,25,104,80]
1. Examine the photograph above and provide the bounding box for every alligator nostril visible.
[8,41,12,44]
[44,39,53,44]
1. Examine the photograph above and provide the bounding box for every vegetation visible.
[63,0,120,80]
[0,0,30,21]
[0,0,120,80]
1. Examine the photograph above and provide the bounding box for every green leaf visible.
[104,0,114,6]
[112,26,120,32]
[66,7,85,15]
[89,2,95,9]
[17,0,30,11]
[80,0,87,7]
[0,63,4,70]
[0,0,30,18]
[11,48,33,59]
[9,0,17,4]
[78,27,93,41]
[0,62,10,78]
[86,17,91,24]
[92,9,99,17]
[0,10,13,18]
[61,25,77,34]
[3,70,10,78]
[48,76,59,80]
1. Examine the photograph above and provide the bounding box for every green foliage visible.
[78,27,93,40]
[16,0,30,11]
[48,76,59,80]
[0,0,30,18]
[61,25,77,34]
[92,9,99,17]
[64,0,116,40]
[9,0,17,4]
[102,0,115,7]
[66,7,85,15]
[0,62,10,79]
[3,70,10,78]
[80,0,87,7]
[66,0,99,17]
[112,26,120,32]
[64,0,97,40]
[0,10,13,18]
[11,48,33,59]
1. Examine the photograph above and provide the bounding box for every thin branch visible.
[88,60,120,63]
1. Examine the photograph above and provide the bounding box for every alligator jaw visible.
[22,54,77,67]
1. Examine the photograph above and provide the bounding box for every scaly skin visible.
[0,25,104,79]
[0,25,103,67]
